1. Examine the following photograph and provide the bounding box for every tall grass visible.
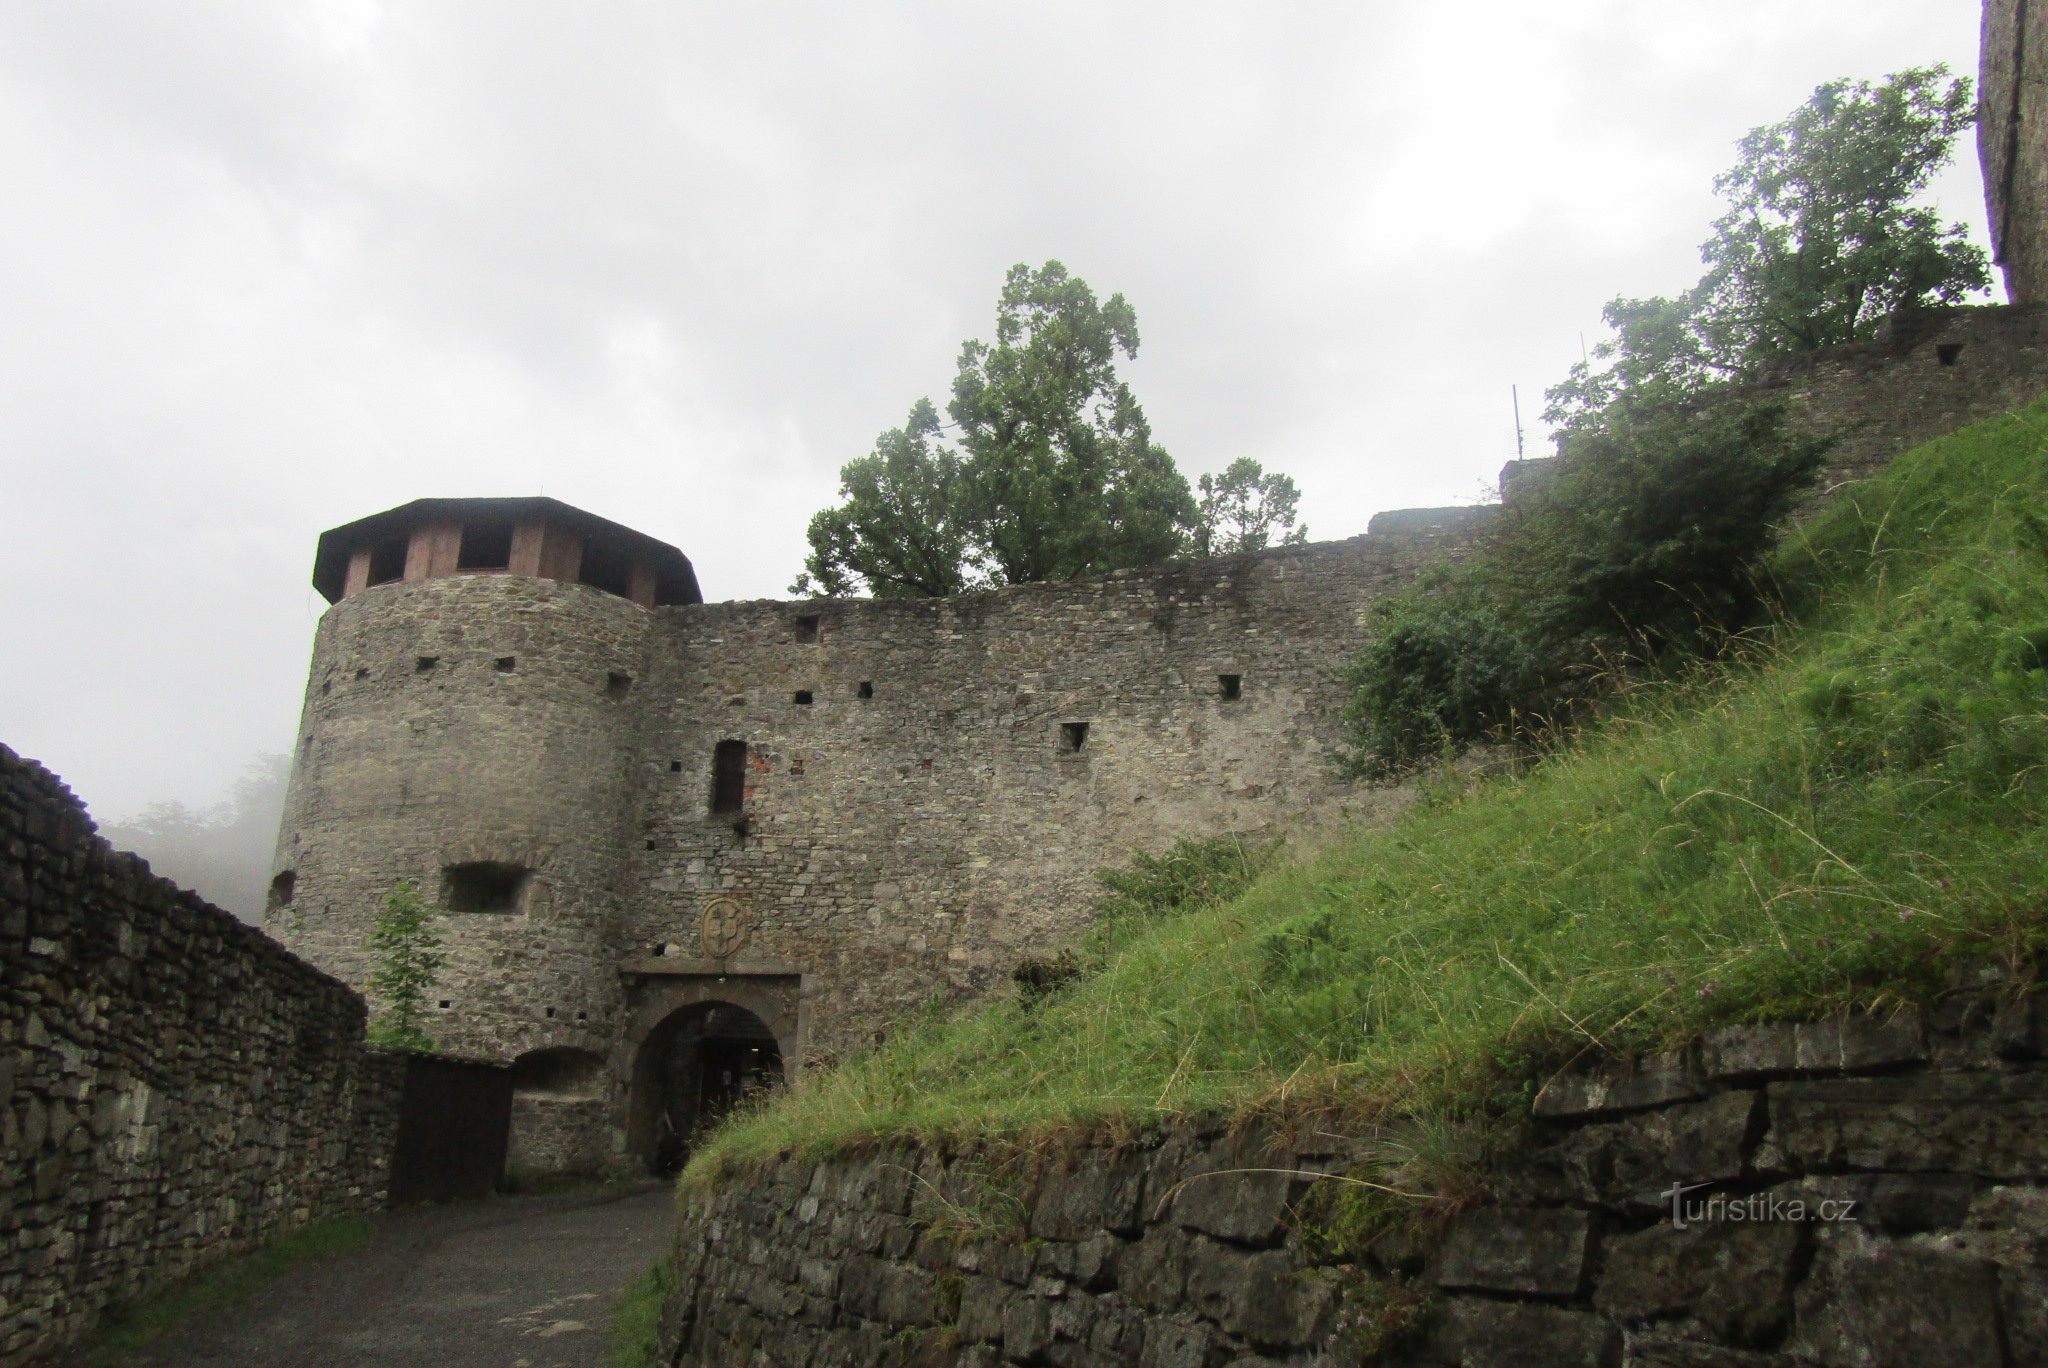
[685,404,2048,1185]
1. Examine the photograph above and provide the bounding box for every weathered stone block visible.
[1164,1130,1298,1247]
[1183,1239,1333,1349]
[1032,1148,1151,1240]
[1534,1050,1703,1118]
[1393,1297,1622,1367]
[1513,1091,1759,1210]
[1432,1207,1593,1298]
[1594,1218,1803,1345]
[1764,1072,2048,1177]
[1791,1237,2005,1367]
[1703,1012,1926,1081]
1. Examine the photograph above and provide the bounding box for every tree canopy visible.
[1195,458,1308,556]
[1546,66,1989,434]
[799,262,1300,597]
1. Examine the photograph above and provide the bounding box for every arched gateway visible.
[622,974,802,1174]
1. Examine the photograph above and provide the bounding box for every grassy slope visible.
[686,404,2048,1185]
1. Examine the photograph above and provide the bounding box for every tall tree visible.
[1196,458,1309,556]
[1547,66,1990,434]
[795,261,1203,596]
[791,400,970,598]
[948,262,1197,584]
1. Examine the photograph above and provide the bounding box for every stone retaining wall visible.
[0,744,399,1365]
[659,970,2048,1365]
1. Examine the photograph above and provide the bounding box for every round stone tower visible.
[267,497,700,1172]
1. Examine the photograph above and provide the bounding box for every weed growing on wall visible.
[366,880,445,1051]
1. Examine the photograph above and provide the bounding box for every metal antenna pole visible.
[1512,385,1526,461]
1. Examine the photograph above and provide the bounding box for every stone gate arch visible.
[620,973,802,1174]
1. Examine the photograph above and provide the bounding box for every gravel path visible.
[104,1185,677,1368]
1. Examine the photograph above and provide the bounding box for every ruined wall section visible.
[661,981,2048,1366]
[1750,305,2048,486]
[1983,0,2048,305]
[628,518,1482,1066]
[268,574,655,1065]
[0,745,395,1365]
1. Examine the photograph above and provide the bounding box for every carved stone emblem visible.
[699,896,751,959]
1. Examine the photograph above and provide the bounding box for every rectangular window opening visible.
[494,656,516,673]
[577,539,633,597]
[1060,721,1090,753]
[442,861,531,914]
[607,670,633,697]
[669,760,683,773]
[367,536,408,586]
[1936,342,1964,367]
[1219,673,1242,701]
[795,613,821,643]
[857,681,874,699]
[457,521,514,571]
[793,689,814,706]
[710,739,748,815]
[437,999,452,1010]
[415,656,438,674]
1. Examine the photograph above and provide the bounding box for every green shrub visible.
[1344,396,1827,774]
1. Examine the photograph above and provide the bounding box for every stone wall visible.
[1982,0,2048,305]
[659,972,2048,1365]
[0,744,397,1366]
[507,1096,612,1182]
[627,516,1479,1070]
[1757,305,2048,485]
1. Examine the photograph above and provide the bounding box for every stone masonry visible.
[659,970,2048,1366]
[0,744,399,1366]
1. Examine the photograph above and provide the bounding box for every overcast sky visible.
[0,1,1994,824]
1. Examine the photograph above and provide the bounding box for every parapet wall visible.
[659,972,2048,1365]
[0,744,398,1366]
[1757,304,2048,485]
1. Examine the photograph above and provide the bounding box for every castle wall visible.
[626,518,1480,1069]
[1759,305,2048,485]
[0,744,396,1365]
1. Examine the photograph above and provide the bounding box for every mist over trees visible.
[99,753,289,924]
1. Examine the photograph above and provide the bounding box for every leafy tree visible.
[1547,66,1989,434]
[791,400,970,598]
[366,881,445,1051]
[1196,458,1309,556]
[949,261,1197,583]
[796,261,1203,596]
